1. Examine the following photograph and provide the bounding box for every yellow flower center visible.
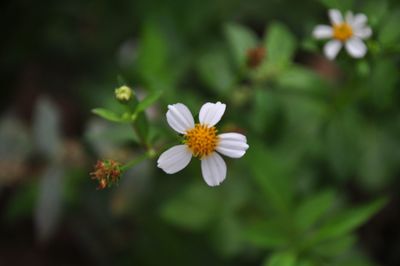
[185,124,218,158]
[333,23,353,41]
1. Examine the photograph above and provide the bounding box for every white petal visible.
[157,145,192,174]
[201,152,227,187]
[199,102,226,126]
[166,103,194,134]
[216,133,249,158]
[329,9,343,25]
[323,40,342,60]
[345,37,367,58]
[345,11,354,24]
[351,13,368,28]
[312,25,333,39]
[354,27,372,39]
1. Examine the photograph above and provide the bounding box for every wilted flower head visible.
[246,46,266,68]
[115,85,133,102]
[157,102,249,187]
[313,9,372,60]
[90,159,122,190]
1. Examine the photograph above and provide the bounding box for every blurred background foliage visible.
[0,0,400,265]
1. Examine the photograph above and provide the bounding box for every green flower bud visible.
[115,85,134,102]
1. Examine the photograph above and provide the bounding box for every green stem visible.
[121,152,151,172]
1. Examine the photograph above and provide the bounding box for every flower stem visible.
[121,151,151,172]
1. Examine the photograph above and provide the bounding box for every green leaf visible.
[264,251,297,266]
[160,181,219,230]
[244,219,291,249]
[224,22,258,68]
[277,65,325,93]
[295,190,335,231]
[211,215,243,257]
[264,22,296,67]
[326,111,363,180]
[250,89,280,134]
[247,144,296,213]
[136,21,168,84]
[362,0,388,27]
[92,108,130,123]
[5,181,38,222]
[312,234,356,257]
[319,0,354,11]
[196,47,236,95]
[379,9,400,46]
[133,90,163,118]
[311,198,386,243]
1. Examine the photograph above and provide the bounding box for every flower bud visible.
[115,85,133,102]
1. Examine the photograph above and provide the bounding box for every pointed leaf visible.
[133,90,163,118]
[224,22,258,68]
[265,22,296,67]
[92,108,131,123]
[295,190,335,231]
[264,252,297,266]
[311,198,386,243]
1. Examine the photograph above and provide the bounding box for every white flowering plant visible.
[21,0,397,265]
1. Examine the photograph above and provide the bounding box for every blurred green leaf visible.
[312,234,356,257]
[160,181,219,230]
[92,108,131,123]
[379,9,400,46]
[264,22,296,67]
[365,58,398,109]
[311,198,386,243]
[245,219,291,249]
[326,111,363,180]
[133,90,163,118]
[362,0,388,27]
[136,21,169,85]
[197,47,236,95]
[5,181,38,222]
[318,0,354,11]
[211,215,243,257]
[277,65,325,93]
[250,89,281,134]
[264,251,297,266]
[357,127,399,191]
[247,144,296,213]
[295,190,335,231]
[224,22,258,69]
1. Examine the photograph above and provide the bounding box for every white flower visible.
[157,102,249,187]
[313,9,372,60]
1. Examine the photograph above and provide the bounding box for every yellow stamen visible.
[333,23,353,41]
[185,124,218,158]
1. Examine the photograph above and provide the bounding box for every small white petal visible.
[345,11,354,24]
[216,133,249,158]
[166,103,195,134]
[199,102,226,126]
[201,152,227,187]
[354,27,372,39]
[157,145,192,174]
[312,25,333,39]
[345,37,367,58]
[323,40,342,60]
[329,9,343,25]
[351,13,368,28]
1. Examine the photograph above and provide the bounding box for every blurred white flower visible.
[313,9,372,60]
[157,102,249,187]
